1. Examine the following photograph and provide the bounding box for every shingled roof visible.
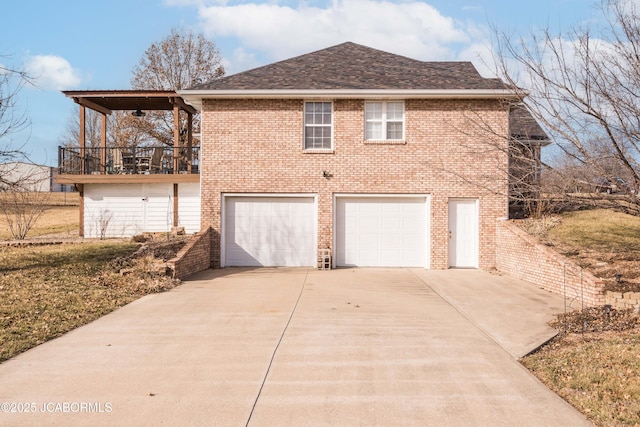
[509,104,551,143]
[188,42,508,91]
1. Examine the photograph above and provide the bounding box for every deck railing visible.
[58,146,200,175]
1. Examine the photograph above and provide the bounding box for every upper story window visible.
[365,101,404,140]
[304,102,333,150]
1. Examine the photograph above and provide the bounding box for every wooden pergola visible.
[59,90,200,237]
[62,90,198,176]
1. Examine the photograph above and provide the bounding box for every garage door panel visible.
[381,249,403,264]
[224,197,315,267]
[380,217,402,230]
[380,233,402,247]
[403,216,423,229]
[381,204,402,215]
[336,197,428,267]
[358,216,377,229]
[403,234,423,248]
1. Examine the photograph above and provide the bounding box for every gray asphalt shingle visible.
[510,104,550,141]
[189,42,508,91]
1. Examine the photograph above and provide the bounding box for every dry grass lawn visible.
[0,239,184,363]
[519,208,640,426]
[0,242,139,362]
[0,191,187,364]
[518,208,640,291]
[0,192,79,240]
[523,330,640,427]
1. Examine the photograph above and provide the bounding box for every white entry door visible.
[142,184,173,232]
[448,199,478,268]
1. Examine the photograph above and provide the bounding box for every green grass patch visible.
[0,242,140,362]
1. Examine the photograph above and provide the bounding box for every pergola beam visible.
[170,96,198,115]
[73,97,112,115]
[63,90,197,115]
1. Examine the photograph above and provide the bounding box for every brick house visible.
[178,42,547,270]
[58,42,546,271]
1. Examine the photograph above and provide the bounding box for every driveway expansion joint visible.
[244,267,310,426]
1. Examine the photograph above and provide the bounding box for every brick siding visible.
[167,227,213,280]
[495,219,606,306]
[200,98,510,269]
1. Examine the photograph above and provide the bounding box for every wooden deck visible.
[55,173,199,185]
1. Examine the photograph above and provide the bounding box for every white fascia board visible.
[178,89,521,110]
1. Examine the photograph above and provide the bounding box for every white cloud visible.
[196,0,487,72]
[225,46,260,73]
[25,55,83,90]
[458,41,496,77]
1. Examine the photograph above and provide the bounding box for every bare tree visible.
[1,55,31,184]
[0,55,52,239]
[492,0,640,212]
[0,186,51,240]
[95,208,114,240]
[58,29,225,151]
[130,28,225,146]
[58,108,150,149]
[418,98,550,218]
[58,107,105,149]
[132,28,224,91]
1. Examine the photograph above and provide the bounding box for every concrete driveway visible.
[0,268,592,426]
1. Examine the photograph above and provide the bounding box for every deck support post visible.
[79,105,86,174]
[173,103,180,174]
[78,184,84,237]
[173,184,179,227]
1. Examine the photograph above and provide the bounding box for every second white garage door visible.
[335,196,429,267]
[224,196,316,267]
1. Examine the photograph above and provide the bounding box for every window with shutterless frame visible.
[365,101,404,140]
[304,101,333,150]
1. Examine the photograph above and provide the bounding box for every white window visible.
[365,101,404,140]
[304,102,332,150]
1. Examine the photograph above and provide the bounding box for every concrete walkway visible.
[0,268,592,426]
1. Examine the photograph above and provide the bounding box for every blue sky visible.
[2,0,601,166]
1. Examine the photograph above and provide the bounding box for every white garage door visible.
[224,196,316,267]
[336,196,428,267]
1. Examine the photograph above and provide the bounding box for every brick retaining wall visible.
[495,219,606,306]
[606,291,640,312]
[167,227,212,280]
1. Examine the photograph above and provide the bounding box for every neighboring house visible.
[508,105,552,217]
[0,162,54,192]
[58,42,548,271]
